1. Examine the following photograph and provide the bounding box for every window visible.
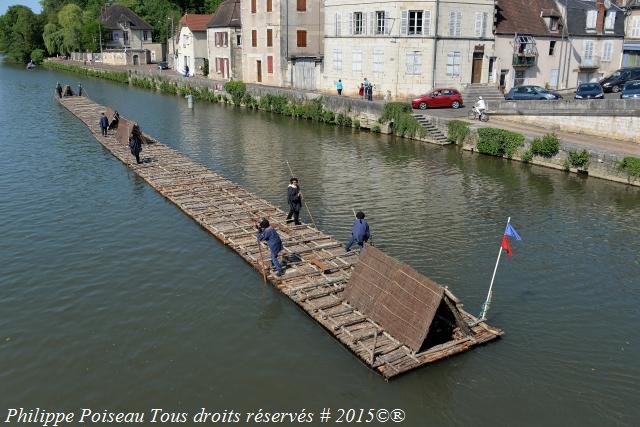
[446,51,461,76]
[605,11,616,31]
[408,10,423,35]
[352,48,362,72]
[296,30,307,47]
[550,69,559,87]
[549,17,559,31]
[215,32,228,47]
[297,0,306,12]
[633,17,640,37]
[143,31,149,41]
[108,32,114,41]
[251,0,256,14]
[449,11,462,37]
[353,12,363,35]
[215,57,220,73]
[583,40,594,60]
[586,10,597,30]
[549,40,556,55]
[267,29,273,47]
[474,12,487,37]
[406,51,422,75]
[123,31,129,43]
[335,12,341,36]
[237,34,241,46]
[251,30,257,47]
[267,55,273,74]
[376,11,386,35]
[333,48,342,71]
[267,0,272,12]
[373,48,384,73]
[602,41,613,61]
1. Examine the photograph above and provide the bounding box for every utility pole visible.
[168,16,175,67]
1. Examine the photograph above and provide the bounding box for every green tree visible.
[43,22,63,54]
[204,0,223,13]
[58,3,83,53]
[0,5,44,63]
[31,48,45,63]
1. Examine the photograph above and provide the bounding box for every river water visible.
[1,62,639,426]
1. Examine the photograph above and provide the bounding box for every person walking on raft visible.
[256,218,284,276]
[346,211,371,252]
[286,177,302,226]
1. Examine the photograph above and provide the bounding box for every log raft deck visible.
[57,95,503,379]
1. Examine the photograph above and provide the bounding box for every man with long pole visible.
[285,161,317,228]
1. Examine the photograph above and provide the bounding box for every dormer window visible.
[604,11,616,31]
[586,10,597,30]
[549,17,559,31]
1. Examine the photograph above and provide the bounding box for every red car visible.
[411,88,464,109]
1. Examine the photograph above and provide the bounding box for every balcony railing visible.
[578,55,601,69]
[512,53,537,67]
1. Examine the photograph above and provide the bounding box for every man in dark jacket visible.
[129,134,143,164]
[99,113,109,136]
[286,177,302,225]
[55,82,62,98]
[346,211,371,251]
[256,218,284,276]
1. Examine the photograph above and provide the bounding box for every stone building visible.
[555,0,625,87]
[493,0,565,91]
[320,0,495,99]
[177,14,214,76]
[207,0,243,81]
[240,0,324,89]
[100,5,162,65]
[622,0,640,66]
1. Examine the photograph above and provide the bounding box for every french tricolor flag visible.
[501,223,522,257]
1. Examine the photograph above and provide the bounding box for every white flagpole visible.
[480,217,511,321]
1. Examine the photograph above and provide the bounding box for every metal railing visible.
[578,55,601,69]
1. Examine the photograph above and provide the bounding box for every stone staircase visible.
[462,84,505,104]
[412,114,451,145]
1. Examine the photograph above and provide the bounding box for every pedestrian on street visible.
[345,211,371,252]
[77,83,83,96]
[286,177,302,226]
[129,133,143,164]
[256,218,284,276]
[336,79,343,96]
[359,83,364,98]
[184,64,190,77]
[55,82,62,99]
[99,112,109,136]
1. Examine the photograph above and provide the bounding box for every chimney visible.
[595,0,606,34]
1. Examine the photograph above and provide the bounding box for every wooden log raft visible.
[56,95,502,379]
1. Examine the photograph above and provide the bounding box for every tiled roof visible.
[180,14,215,32]
[208,0,241,28]
[557,0,625,37]
[495,0,562,37]
[101,5,153,31]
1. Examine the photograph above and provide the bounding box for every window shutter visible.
[449,12,455,36]
[335,12,341,36]
[401,10,408,35]
[482,12,488,37]
[475,12,482,37]
[423,10,431,36]
[349,12,353,35]
[369,12,376,35]
[385,11,391,35]
[456,12,462,36]
[633,17,640,37]
[363,12,367,35]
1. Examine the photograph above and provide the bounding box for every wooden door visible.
[471,55,483,83]
[256,60,262,83]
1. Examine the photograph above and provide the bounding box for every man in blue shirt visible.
[256,218,284,276]
[336,79,343,95]
[99,113,109,136]
[346,211,370,252]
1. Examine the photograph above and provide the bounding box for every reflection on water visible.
[1,62,639,426]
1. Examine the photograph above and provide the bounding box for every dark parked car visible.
[620,80,640,99]
[505,85,562,100]
[575,83,604,99]
[157,61,169,70]
[411,88,464,109]
[600,67,640,93]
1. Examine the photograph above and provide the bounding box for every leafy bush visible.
[321,110,335,123]
[619,156,640,178]
[372,124,381,133]
[566,149,590,169]
[242,93,257,108]
[159,80,177,95]
[530,133,560,157]
[380,102,425,138]
[30,48,45,64]
[353,119,361,128]
[476,128,525,158]
[131,77,155,90]
[202,58,209,77]
[521,149,533,163]
[447,120,470,144]
[224,80,246,105]
[42,61,129,84]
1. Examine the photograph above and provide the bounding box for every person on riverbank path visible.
[346,211,371,252]
[286,177,302,226]
[78,83,83,96]
[129,133,143,164]
[256,218,284,276]
[184,64,190,77]
[55,82,62,98]
[99,113,108,136]
[336,79,343,95]
[358,83,364,98]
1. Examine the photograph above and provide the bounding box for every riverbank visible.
[43,59,640,188]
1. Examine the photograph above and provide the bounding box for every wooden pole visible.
[256,229,267,283]
[286,160,317,229]
[480,217,510,321]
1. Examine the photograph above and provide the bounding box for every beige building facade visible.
[241,0,323,89]
[622,0,640,67]
[320,0,495,99]
[177,14,214,76]
[207,0,243,81]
